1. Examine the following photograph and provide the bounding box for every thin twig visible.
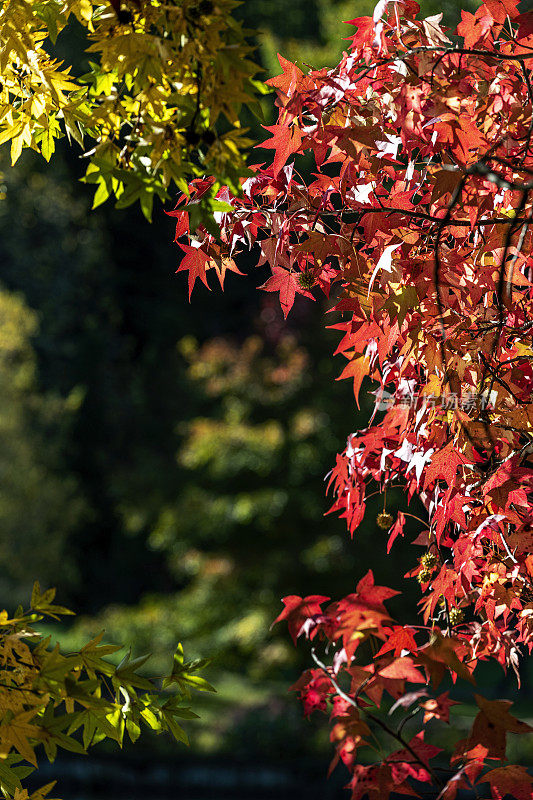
[317,208,532,228]
[310,649,443,788]
[520,63,533,165]
[433,175,467,342]
[479,352,530,406]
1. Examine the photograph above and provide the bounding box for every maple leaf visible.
[439,760,485,800]
[386,511,406,553]
[367,242,402,296]
[266,55,304,101]
[258,267,313,318]
[355,571,399,609]
[377,657,425,683]
[79,633,121,679]
[210,255,245,291]
[329,707,372,768]
[333,573,398,658]
[431,169,464,203]
[420,691,458,724]
[455,695,533,761]
[480,764,533,800]
[348,763,418,800]
[337,355,371,407]
[516,11,533,41]
[375,625,417,657]
[259,124,302,178]
[344,17,377,52]
[176,244,211,300]
[273,595,330,644]
[172,3,533,794]
[423,444,468,504]
[457,7,495,50]
[418,632,474,685]
[484,0,520,22]
[387,731,442,784]
[300,675,332,717]
[0,709,41,766]
[165,207,189,240]
[258,267,297,318]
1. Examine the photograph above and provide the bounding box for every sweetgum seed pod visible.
[449,607,465,625]
[376,511,394,529]
[298,272,316,290]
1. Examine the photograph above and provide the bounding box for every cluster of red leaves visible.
[173,0,533,797]
[276,572,533,798]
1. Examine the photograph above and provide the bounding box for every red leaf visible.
[165,207,189,239]
[386,511,406,553]
[266,55,304,100]
[481,764,533,800]
[337,355,371,407]
[457,7,495,48]
[423,443,467,495]
[484,0,520,22]
[516,10,533,40]
[272,595,330,644]
[420,691,458,723]
[378,657,425,683]
[455,696,533,761]
[258,267,297,318]
[355,570,400,607]
[375,625,417,657]
[259,124,302,178]
[176,243,211,299]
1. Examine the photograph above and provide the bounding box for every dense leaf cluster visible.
[0,0,260,218]
[0,583,213,800]
[177,0,533,796]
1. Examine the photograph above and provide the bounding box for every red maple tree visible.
[173,1,533,796]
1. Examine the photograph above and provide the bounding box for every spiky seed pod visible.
[448,607,465,626]
[420,551,438,569]
[298,271,316,290]
[377,511,394,529]
[417,568,432,584]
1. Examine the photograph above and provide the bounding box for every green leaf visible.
[0,758,25,795]
[79,632,121,678]
[162,644,216,695]
[113,650,153,691]
[38,644,81,684]
[125,717,141,743]
[92,180,110,209]
[67,704,121,750]
[160,709,189,745]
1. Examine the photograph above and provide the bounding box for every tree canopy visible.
[0,0,261,218]
[176,0,533,797]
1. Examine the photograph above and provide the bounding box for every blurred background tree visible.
[0,286,85,599]
[0,0,481,770]
[240,0,477,75]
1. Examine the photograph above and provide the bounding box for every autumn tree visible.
[175,1,533,797]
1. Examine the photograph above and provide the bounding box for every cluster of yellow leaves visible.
[0,0,262,218]
[0,583,214,800]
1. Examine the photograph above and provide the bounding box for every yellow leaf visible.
[10,134,24,166]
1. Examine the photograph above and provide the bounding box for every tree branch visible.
[310,648,443,788]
